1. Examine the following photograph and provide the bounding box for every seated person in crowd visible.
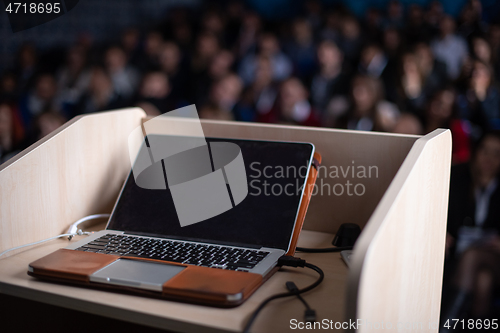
[239,55,278,122]
[104,45,140,100]
[18,73,58,129]
[471,36,494,67]
[391,112,424,135]
[284,18,317,80]
[489,24,500,82]
[431,15,469,80]
[34,111,66,140]
[337,15,363,71]
[56,45,91,118]
[199,73,243,121]
[75,66,127,115]
[0,102,24,163]
[14,42,38,92]
[392,43,448,116]
[309,40,350,116]
[135,71,173,116]
[0,71,19,104]
[324,74,399,132]
[257,77,320,127]
[189,32,220,79]
[158,41,189,107]
[141,30,164,72]
[393,51,428,114]
[120,27,141,69]
[239,32,293,86]
[457,60,500,140]
[424,88,470,164]
[414,42,448,97]
[191,49,235,107]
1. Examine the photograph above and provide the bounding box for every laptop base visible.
[28,249,268,307]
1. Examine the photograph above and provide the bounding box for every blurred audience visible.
[1,1,499,165]
[442,131,500,324]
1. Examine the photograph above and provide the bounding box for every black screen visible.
[107,138,314,251]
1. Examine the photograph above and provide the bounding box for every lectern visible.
[0,108,451,332]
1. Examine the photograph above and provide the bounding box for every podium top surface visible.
[0,228,347,333]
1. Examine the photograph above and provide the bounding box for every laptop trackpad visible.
[90,259,185,292]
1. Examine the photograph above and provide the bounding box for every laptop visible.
[28,136,320,307]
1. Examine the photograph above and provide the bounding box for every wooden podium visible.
[0,108,451,332]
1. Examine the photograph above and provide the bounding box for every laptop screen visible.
[107,137,314,251]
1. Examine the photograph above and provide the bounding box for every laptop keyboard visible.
[75,234,270,272]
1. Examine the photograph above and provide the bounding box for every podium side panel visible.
[347,129,452,332]
[0,108,146,256]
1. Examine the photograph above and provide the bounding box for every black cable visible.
[287,281,311,309]
[286,281,316,322]
[296,246,353,253]
[242,257,324,333]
